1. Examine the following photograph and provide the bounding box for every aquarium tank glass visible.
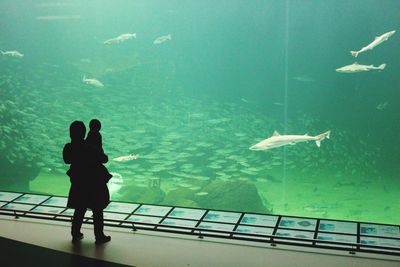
[0,0,399,225]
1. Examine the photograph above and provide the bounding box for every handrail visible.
[1,207,400,256]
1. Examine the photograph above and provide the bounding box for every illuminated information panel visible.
[0,190,399,256]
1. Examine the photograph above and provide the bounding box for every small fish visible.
[290,76,315,82]
[351,30,396,58]
[82,75,104,87]
[110,172,123,179]
[273,102,284,106]
[336,62,385,73]
[104,33,136,44]
[0,50,24,58]
[153,34,172,44]
[376,101,388,110]
[113,154,140,162]
[36,15,81,20]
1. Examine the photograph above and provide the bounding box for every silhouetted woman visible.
[63,120,111,244]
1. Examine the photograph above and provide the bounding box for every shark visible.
[336,62,385,73]
[249,130,331,151]
[82,75,104,87]
[0,50,24,58]
[351,30,396,57]
[104,33,136,45]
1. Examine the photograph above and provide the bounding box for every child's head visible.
[89,119,101,132]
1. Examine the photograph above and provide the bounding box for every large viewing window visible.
[0,0,399,224]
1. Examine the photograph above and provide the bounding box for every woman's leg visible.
[71,207,87,238]
[93,208,111,244]
[92,208,104,239]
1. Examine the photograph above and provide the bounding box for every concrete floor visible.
[0,215,399,267]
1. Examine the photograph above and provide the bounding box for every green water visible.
[1,0,399,224]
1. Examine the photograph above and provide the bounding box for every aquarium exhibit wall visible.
[0,0,399,224]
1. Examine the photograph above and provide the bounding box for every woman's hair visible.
[69,120,86,141]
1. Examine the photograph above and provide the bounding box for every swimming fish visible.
[82,75,104,87]
[104,33,137,44]
[153,34,172,44]
[249,130,331,150]
[376,101,388,110]
[110,172,122,178]
[351,30,396,57]
[290,76,315,82]
[335,62,385,73]
[113,154,140,162]
[273,102,284,106]
[0,50,24,58]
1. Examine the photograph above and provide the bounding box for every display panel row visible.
[1,191,399,253]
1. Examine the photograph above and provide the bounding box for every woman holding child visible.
[63,119,112,244]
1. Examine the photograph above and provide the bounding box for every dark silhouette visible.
[63,120,111,245]
[86,119,104,149]
[86,119,112,183]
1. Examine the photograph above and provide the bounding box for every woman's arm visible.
[62,143,73,164]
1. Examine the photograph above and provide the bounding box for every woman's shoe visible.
[72,233,84,243]
[95,235,111,245]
